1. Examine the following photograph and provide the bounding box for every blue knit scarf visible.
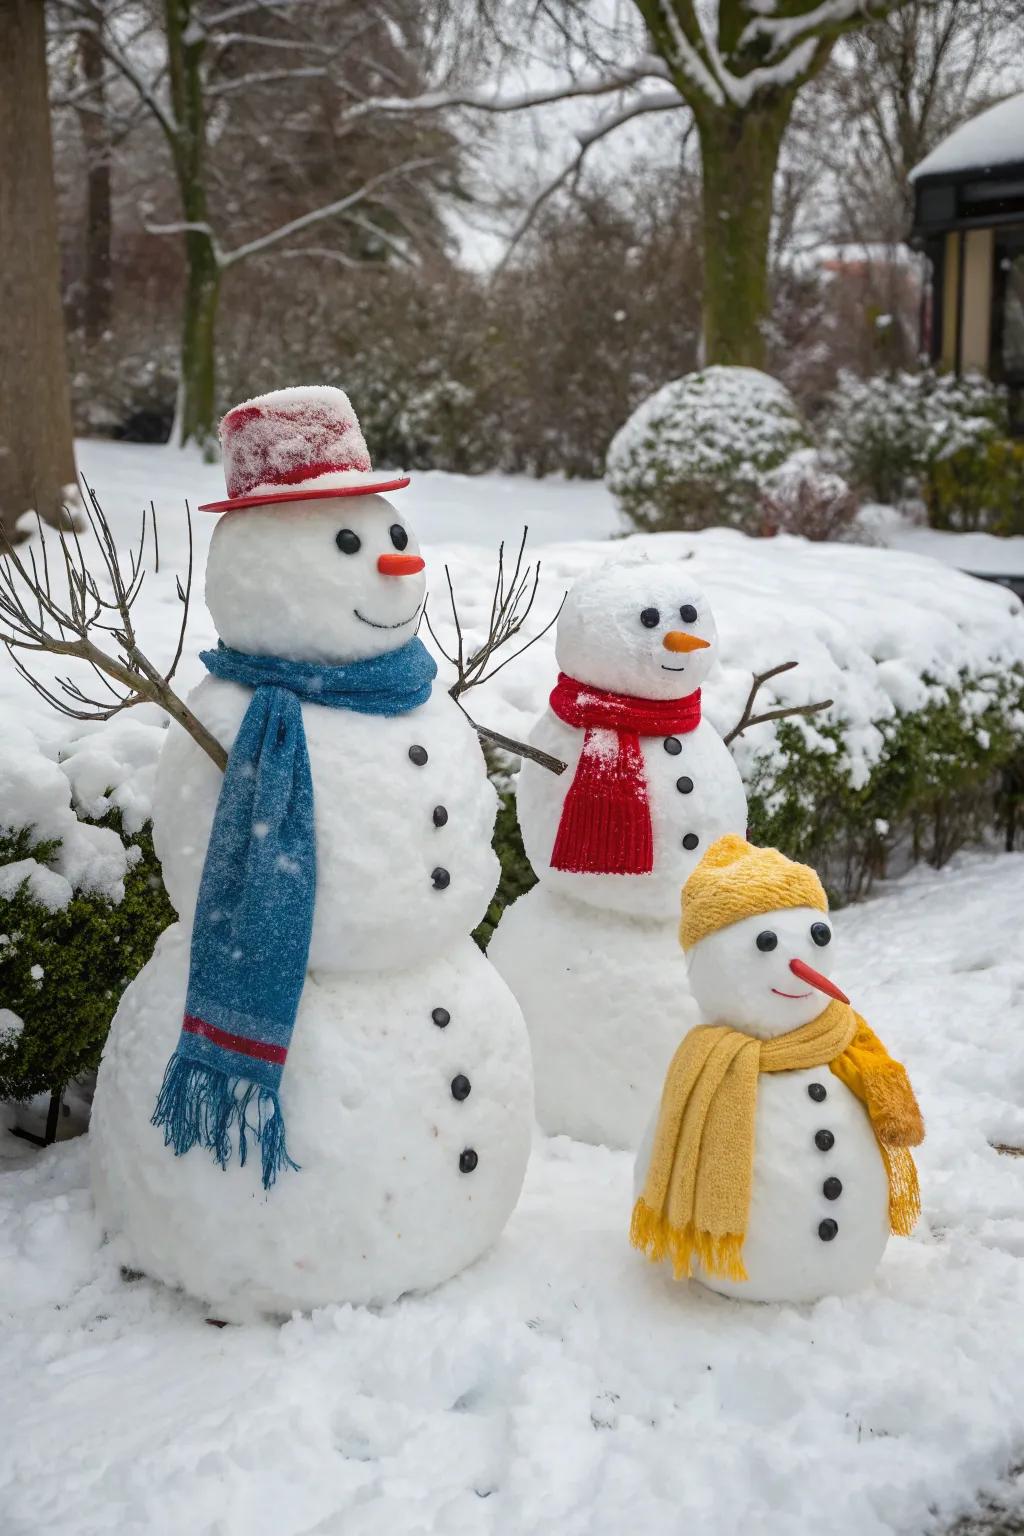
[152,637,436,1188]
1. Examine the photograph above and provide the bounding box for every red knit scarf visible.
[548,673,702,875]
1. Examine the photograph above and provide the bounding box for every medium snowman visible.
[90,386,533,1319]
[632,836,924,1303]
[489,560,747,1149]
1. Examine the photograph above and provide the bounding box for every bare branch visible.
[0,484,227,771]
[496,89,686,269]
[340,55,670,124]
[723,661,833,747]
[219,157,441,269]
[422,528,567,775]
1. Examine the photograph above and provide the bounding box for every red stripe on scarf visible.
[548,673,701,875]
[183,1014,288,1065]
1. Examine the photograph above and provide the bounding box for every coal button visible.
[818,1218,839,1241]
[451,1074,471,1101]
[459,1148,478,1173]
[663,736,682,755]
[432,1007,450,1028]
[431,867,451,890]
[823,1177,843,1201]
[814,1129,835,1152]
[808,1082,827,1102]
[409,744,428,766]
[682,833,699,851]
[432,805,449,827]
[676,776,694,794]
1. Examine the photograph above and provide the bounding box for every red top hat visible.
[198,386,409,513]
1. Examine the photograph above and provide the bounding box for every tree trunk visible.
[0,0,78,539]
[166,0,219,448]
[176,223,220,448]
[697,101,791,370]
[76,0,113,342]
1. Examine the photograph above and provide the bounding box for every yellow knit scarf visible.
[630,1000,924,1283]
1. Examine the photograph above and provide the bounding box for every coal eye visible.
[389,523,409,551]
[335,529,361,555]
[811,922,832,947]
[756,930,778,952]
[640,607,660,628]
[680,604,698,623]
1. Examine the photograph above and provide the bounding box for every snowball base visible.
[91,926,533,1319]
[490,884,697,1150]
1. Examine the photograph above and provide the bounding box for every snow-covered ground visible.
[1,851,1023,1536]
[2,441,1024,1534]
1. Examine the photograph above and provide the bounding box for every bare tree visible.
[346,0,918,371]
[816,0,1024,244]
[0,0,78,543]
[49,0,463,448]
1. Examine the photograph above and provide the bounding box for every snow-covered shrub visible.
[759,450,861,542]
[819,368,1007,505]
[606,367,811,533]
[747,669,1024,902]
[924,434,1024,535]
[0,726,174,1104]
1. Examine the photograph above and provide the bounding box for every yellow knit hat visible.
[680,834,827,951]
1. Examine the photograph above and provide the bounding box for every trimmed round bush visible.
[606,366,811,533]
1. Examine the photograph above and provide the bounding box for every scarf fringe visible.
[630,1199,748,1282]
[881,1146,921,1236]
[151,1053,299,1191]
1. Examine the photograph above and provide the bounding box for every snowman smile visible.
[354,606,421,630]
[771,987,813,999]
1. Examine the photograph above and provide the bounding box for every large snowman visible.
[90,386,533,1319]
[489,560,747,1149]
[632,836,924,1303]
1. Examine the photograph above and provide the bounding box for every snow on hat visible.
[680,834,827,952]
[199,385,410,512]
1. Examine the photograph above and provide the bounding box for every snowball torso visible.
[517,712,747,919]
[155,676,500,972]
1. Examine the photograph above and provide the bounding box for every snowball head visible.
[555,559,718,700]
[205,494,425,663]
[686,906,841,1038]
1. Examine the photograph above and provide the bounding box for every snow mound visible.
[58,718,165,836]
[0,722,131,908]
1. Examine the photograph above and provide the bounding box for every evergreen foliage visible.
[0,812,174,1101]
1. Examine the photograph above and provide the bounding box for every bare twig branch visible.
[0,483,227,771]
[723,661,833,747]
[423,527,567,775]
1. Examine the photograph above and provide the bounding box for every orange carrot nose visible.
[789,957,849,1004]
[663,631,711,653]
[378,553,425,576]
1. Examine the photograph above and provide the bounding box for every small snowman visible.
[90,386,533,1319]
[490,560,747,1148]
[632,835,924,1303]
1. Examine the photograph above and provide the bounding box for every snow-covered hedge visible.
[819,368,1007,507]
[0,722,173,1104]
[606,366,811,533]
